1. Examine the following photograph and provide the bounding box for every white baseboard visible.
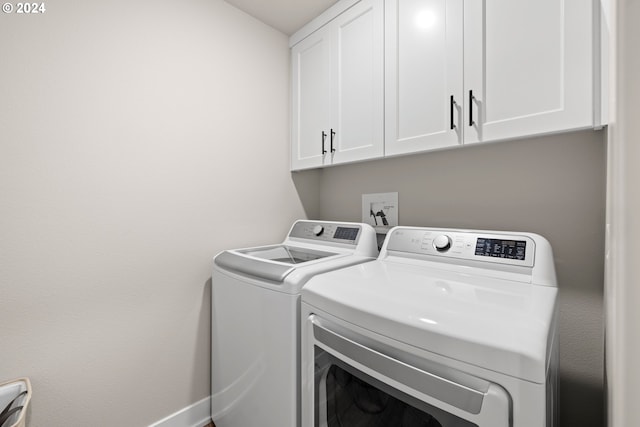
[148,396,211,427]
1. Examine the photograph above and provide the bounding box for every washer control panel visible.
[386,228,535,267]
[289,221,361,245]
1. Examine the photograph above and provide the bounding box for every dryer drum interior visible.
[315,346,477,427]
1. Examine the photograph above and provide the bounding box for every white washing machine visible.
[301,226,558,427]
[211,220,378,427]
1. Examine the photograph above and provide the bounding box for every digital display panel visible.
[475,238,526,260]
[333,227,359,241]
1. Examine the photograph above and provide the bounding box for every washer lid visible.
[301,259,558,383]
[213,220,379,285]
[239,245,338,264]
[215,245,338,282]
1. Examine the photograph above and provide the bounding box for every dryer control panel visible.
[385,228,536,268]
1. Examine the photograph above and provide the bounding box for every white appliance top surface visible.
[302,256,557,383]
[213,220,379,292]
[237,244,338,264]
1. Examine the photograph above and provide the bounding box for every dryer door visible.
[302,315,511,427]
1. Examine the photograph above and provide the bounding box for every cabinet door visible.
[291,29,331,170]
[464,0,594,144]
[385,0,464,156]
[330,0,384,164]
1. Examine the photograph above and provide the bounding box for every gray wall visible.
[606,0,640,424]
[299,129,606,426]
[0,0,309,425]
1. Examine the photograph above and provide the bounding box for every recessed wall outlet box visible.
[362,192,398,231]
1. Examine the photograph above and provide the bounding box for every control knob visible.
[433,234,452,252]
[313,225,324,236]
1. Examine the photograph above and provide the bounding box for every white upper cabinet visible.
[331,1,385,165]
[291,29,332,170]
[294,0,601,168]
[385,0,600,154]
[463,0,596,144]
[385,0,464,156]
[291,0,384,171]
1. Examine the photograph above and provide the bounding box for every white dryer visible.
[301,226,558,427]
[211,220,378,427]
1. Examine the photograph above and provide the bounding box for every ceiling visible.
[224,0,339,35]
